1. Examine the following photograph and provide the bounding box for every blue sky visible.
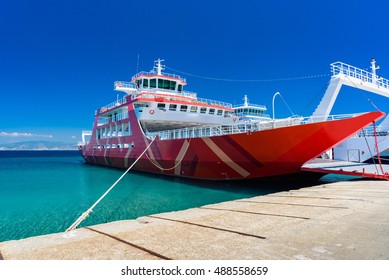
[1,0,388,144]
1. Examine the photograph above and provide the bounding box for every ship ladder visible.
[65,137,157,232]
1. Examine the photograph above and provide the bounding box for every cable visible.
[165,66,330,83]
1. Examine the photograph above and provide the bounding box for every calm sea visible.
[0,150,347,242]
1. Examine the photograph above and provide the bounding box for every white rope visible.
[145,139,191,171]
[65,137,156,232]
[165,66,330,82]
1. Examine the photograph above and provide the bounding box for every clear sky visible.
[1,0,389,144]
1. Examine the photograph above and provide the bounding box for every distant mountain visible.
[0,141,78,150]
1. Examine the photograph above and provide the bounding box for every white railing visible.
[234,103,267,110]
[147,113,364,141]
[114,81,136,89]
[97,111,129,126]
[331,61,389,89]
[135,92,232,108]
[356,125,389,137]
[98,96,128,114]
[136,88,197,99]
[131,71,186,82]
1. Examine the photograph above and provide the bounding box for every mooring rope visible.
[145,138,191,171]
[65,137,156,232]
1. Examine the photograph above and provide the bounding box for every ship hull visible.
[80,111,384,180]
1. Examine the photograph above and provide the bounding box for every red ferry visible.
[79,59,384,180]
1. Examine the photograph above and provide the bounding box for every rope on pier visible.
[65,137,156,232]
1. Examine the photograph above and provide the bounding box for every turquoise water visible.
[0,151,354,242]
[0,151,303,242]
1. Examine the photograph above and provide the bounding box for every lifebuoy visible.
[233,117,237,122]
[149,109,155,114]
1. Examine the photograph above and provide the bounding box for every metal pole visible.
[272,92,281,120]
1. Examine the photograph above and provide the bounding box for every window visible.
[169,81,176,90]
[169,104,177,111]
[157,79,177,90]
[178,84,182,92]
[209,108,215,115]
[158,79,163,88]
[180,105,188,112]
[190,106,198,113]
[200,107,207,114]
[123,122,132,136]
[143,79,148,88]
[150,79,156,88]
[217,110,223,116]
[157,103,166,110]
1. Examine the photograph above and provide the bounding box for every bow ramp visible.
[312,59,389,122]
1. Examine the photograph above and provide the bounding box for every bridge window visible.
[157,79,177,90]
[180,105,188,112]
[190,106,198,113]
[150,79,156,88]
[209,108,215,115]
[143,79,149,88]
[217,110,223,116]
[178,84,182,92]
[169,104,177,111]
[200,107,207,114]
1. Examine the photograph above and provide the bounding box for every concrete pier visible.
[1,180,389,260]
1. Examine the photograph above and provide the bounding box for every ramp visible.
[301,158,389,180]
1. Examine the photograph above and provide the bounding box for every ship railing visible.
[98,96,128,114]
[131,71,185,82]
[146,113,365,141]
[331,62,389,89]
[302,113,361,124]
[114,81,136,89]
[355,125,389,137]
[234,103,267,110]
[97,111,129,126]
[79,130,92,145]
[196,97,233,108]
[235,112,271,118]
[136,91,233,108]
[136,88,197,99]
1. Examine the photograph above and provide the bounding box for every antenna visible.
[136,54,140,73]
[243,95,249,106]
[154,58,165,75]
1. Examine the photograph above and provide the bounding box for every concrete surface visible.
[1,180,389,260]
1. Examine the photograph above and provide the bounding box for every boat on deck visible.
[78,59,384,180]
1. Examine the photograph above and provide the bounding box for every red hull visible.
[80,109,384,180]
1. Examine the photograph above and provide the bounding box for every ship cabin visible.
[95,59,236,139]
[233,95,271,122]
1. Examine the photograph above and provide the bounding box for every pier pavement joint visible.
[147,215,266,240]
[85,227,171,260]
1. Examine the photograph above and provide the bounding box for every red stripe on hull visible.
[81,111,384,180]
